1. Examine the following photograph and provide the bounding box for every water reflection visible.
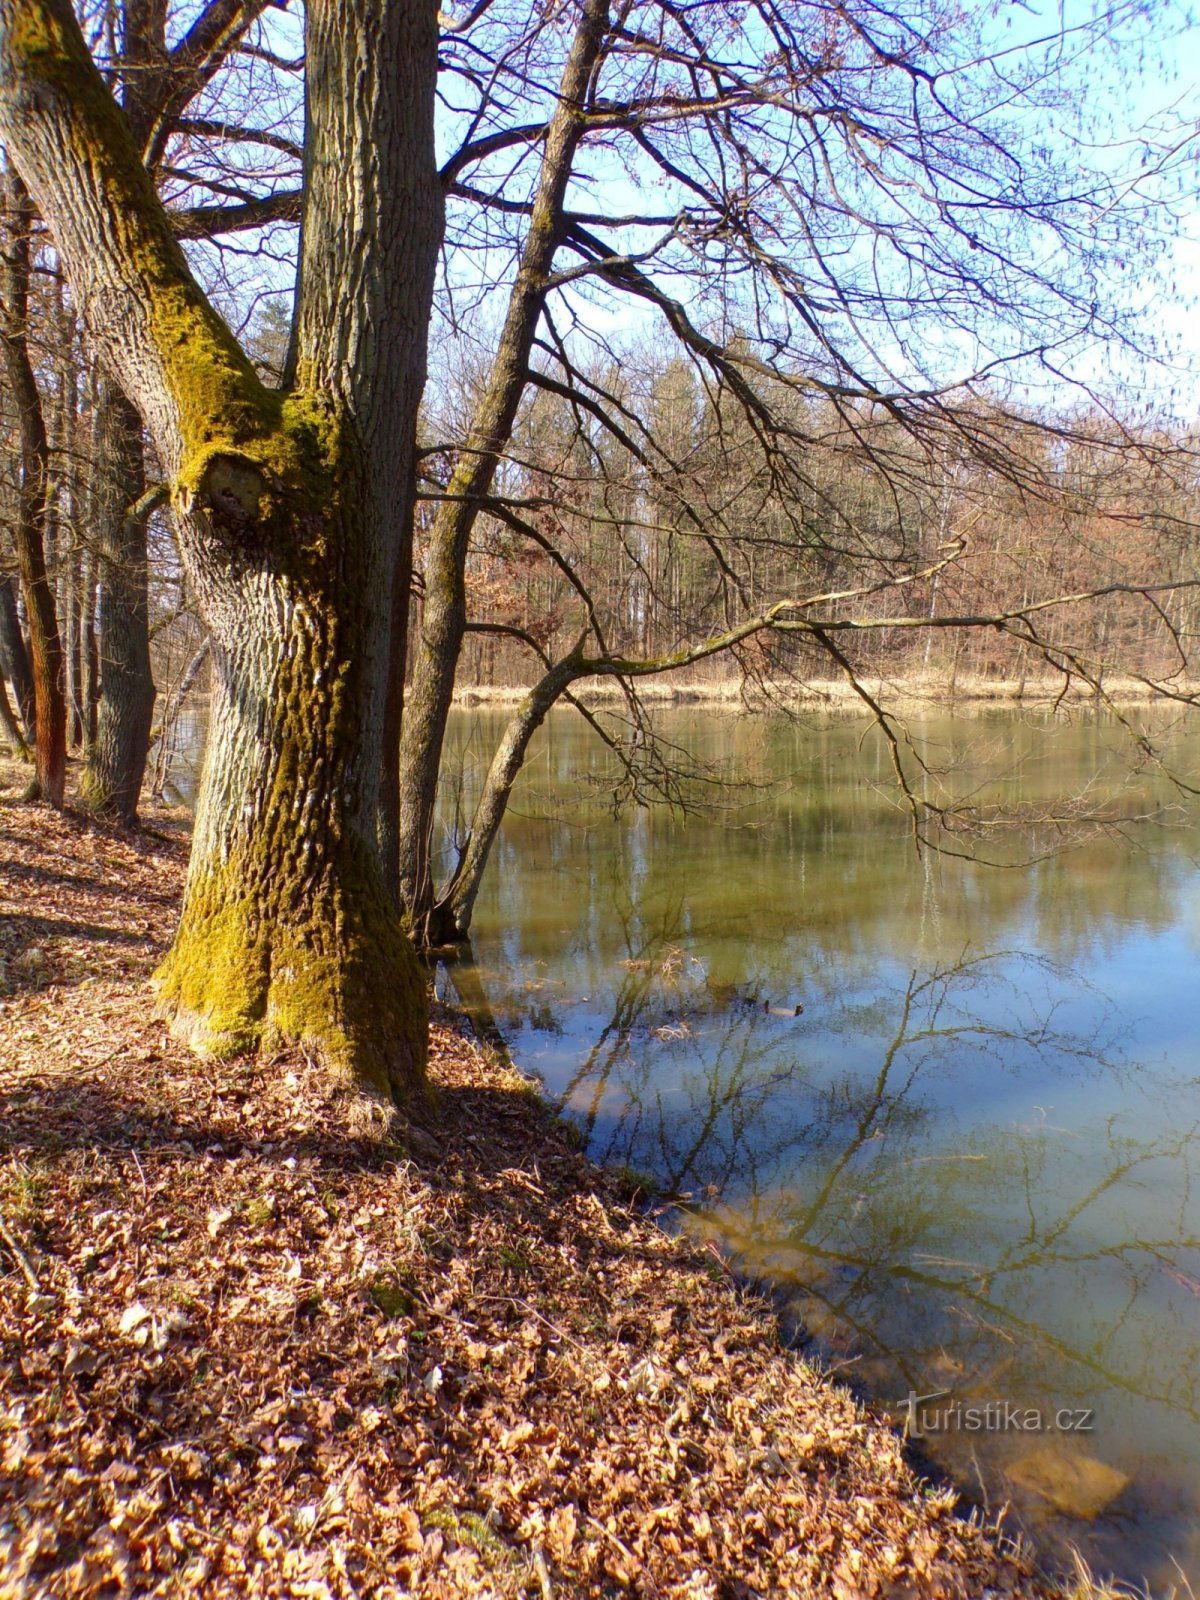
[170,705,1200,1586]
[447,931,1200,1582]
[445,709,1200,1590]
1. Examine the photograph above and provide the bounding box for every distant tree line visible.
[426,347,1200,694]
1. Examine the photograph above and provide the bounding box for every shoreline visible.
[452,673,1192,713]
[0,779,1062,1597]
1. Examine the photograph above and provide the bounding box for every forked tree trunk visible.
[0,0,441,1098]
[80,380,157,824]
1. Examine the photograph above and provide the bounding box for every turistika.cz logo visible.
[898,1389,1095,1440]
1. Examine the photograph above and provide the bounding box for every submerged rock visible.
[1008,1446,1129,1520]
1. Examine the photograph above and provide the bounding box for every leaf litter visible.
[0,787,1049,1598]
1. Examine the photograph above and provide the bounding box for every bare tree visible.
[1,0,1196,1091]
[395,0,1200,943]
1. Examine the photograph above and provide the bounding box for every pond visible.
[171,703,1200,1589]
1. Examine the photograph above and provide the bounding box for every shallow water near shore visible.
[173,704,1200,1589]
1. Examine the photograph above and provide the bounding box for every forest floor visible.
[0,763,1057,1599]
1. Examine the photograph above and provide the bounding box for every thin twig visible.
[0,1214,41,1291]
[532,1545,554,1600]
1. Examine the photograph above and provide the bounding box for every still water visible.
[438,707,1200,1591]
[173,706,1200,1588]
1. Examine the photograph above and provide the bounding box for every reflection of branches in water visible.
[557,937,1200,1435]
[451,796,1200,1583]
[546,898,810,1195]
[456,924,1200,1489]
[713,958,1200,1437]
[560,944,1126,1207]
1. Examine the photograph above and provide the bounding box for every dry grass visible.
[452,673,1182,714]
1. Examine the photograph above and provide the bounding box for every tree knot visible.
[200,454,267,538]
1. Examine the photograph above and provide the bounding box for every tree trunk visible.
[0,576,35,739]
[439,654,583,939]
[150,635,209,799]
[64,543,83,748]
[153,464,429,1096]
[398,0,610,933]
[0,0,441,1097]
[0,167,66,806]
[81,551,99,750]
[0,669,27,754]
[80,380,157,824]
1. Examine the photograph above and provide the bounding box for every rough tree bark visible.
[0,0,442,1097]
[79,380,157,825]
[0,668,25,752]
[0,166,65,805]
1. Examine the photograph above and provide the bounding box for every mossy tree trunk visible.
[0,0,442,1099]
[154,448,430,1097]
[79,0,276,825]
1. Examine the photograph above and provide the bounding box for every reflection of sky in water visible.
[444,709,1200,1590]
[169,704,1200,1585]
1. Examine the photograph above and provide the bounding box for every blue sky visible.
[174,0,1200,420]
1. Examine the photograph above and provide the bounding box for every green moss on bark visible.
[6,4,344,526]
[155,850,428,1102]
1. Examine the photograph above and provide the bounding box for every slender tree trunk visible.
[81,551,99,749]
[0,167,66,805]
[0,576,34,738]
[55,286,86,749]
[439,653,583,938]
[398,0,610,932]
[64,543,83,747]
[150,635,208,798]
[0,670,26,754]
[80,380,158,823]
[1,0,442,1096]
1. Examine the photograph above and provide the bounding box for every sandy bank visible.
[452,673,1185,714]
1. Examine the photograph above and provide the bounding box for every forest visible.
[2,0,1200,1593]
